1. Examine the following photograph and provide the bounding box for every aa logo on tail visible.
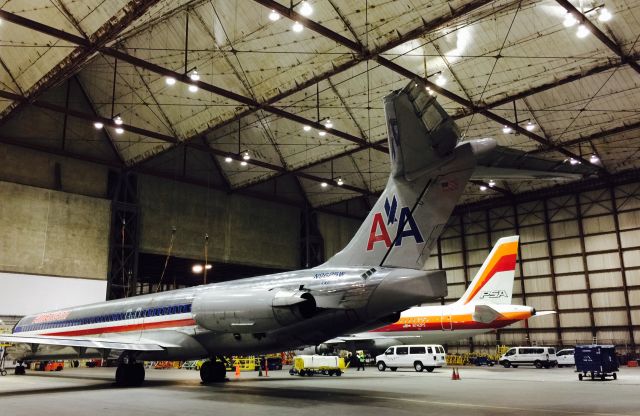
[366,195,424,251]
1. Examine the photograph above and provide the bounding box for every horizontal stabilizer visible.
[534,310,557,316]
[0,333,174,351]
[472,304,504,324]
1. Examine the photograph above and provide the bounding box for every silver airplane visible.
[0,80,584,387]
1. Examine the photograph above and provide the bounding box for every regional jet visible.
[0,80,588,386]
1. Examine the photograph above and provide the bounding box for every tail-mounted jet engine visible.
[192,288,317,333]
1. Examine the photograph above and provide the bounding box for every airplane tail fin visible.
[457,236,519,305]
[322,81,494,270]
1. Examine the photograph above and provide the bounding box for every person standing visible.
[357,352,365,371]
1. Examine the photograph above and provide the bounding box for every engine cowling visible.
[192,288,317,333]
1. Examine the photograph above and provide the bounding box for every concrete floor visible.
[0,365,638,416]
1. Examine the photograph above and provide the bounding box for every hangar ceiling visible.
[0,0,639,212]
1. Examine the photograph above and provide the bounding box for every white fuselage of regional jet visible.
[7,266,444,361]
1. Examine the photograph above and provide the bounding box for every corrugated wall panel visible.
[594,310,629,327]
[554,257,584,274]
[559,312,592,327]
[521,241,548,258]
[550,221,579,238]
[520,224,546,242]
[557,293,590,309]
[596,330,629,344]
[618,211,640,230]
[586,253,620,271]
[583,216,616,234]
[628,289,640,307]
[556,274,587,291]
[591,291,627,308]
[525,294,554,310]
[620,230,640,247]
[623,249,640,267]
[442,252,463,268]
[563,331,594,344]
[528,313,556,329]
[523,259,551,276]
[552,237,580,256]
[589,271,623,289]
[626,269,640,286]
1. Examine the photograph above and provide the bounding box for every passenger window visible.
[549,348,555,354]
[385,348,394,355]
[427,347,433,354]
[410,347,426,354]
[396,347,408,355]
[506,349,516,356]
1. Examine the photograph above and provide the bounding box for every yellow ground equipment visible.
[224,356,257,372]
[289,355,345,377]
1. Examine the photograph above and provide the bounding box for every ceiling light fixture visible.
[569,158,580,165]
[318,131,327,137]
[576,24,590,38]
[479,185,487,191]
[115,127,124,134]
[488,179,496,188]
[189,70,200,81]
[590,154,600,163]
[192,264,203,273]
[320,182,328,188]
[336,178,344,186]
[563,12,577,27]
[502,125,512,134]
[598,7,612,22]
[93,121,103,129]
[435,74,446,87]
[240,161,248,166]
[324,119,333,129]
[114,115,123,125]
[165,76,176,86]
[292,21,304,32]
[242,151,250,161]
[188,84,199,93]
[525,121,535,131]
[299,1,313,16]
[269,10,281,21]
[303,125,311,131]
[224,156,233,163]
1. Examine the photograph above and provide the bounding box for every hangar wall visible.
[425,179,640,351]
[138,175,301,270]
[317,213,360,261]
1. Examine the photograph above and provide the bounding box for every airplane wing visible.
[323,334,421,344]
[472,304,504,324]
[0,333,177,352]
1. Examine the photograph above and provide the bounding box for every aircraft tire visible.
[200,361,226,383]
[377,361,386,372]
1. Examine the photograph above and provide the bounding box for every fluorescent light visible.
[569,158,580,165]
[224,157,233,163]
[188,84,198,93]
[240,161,248,166]
[189,70,200,81]
[318,131,327,137]
[598,8,612,22]
[242,151,250,161]
[320,182,328,188]
[269,10,281,21]
[502,125,512,134]
[435,74,446,87]
[292,22,303,32]
[299,1,313,16]
[488,180,496,187]
[205,264,212,270]
[525,121,535,131]
[479,185,487,191]
[114,115,123,125]
[576,24,589,38]
[563,13,577,27]
[192,264,203,273]
[115,127,124,134]
[303,125,311,131]
[165,77,176,86]
[336,178,344,186]
[93,122,103,129]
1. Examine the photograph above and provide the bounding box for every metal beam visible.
[556,0,640,75]
[0,89,371,196]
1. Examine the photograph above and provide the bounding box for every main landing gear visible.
[115,362,145,387]
[200,359,227,383]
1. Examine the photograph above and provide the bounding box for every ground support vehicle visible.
[376,345,447,373]
[575,345,618,381]
[289,355,345,376]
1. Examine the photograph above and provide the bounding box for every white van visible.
[556,348,575,367]
[376,345,446,372]
[499,346,557,368]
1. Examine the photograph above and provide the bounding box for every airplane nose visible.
[366,269,447,318]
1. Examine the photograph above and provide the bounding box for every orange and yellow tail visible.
[457,236,519,305]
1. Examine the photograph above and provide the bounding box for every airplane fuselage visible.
[8,266,446,361]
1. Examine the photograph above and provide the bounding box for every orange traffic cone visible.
[235,364,241,377]
[451,368,457,380]
[456,368,461,380]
